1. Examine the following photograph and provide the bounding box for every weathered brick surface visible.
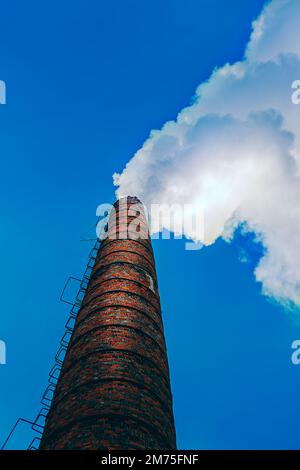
[83,278,160,313]
[41,416,171,450]
[42,381,175,445]
[77,291,162,326]
[89,262,158,292]
[101,236,153,255]
[63,325,170,374]
[98,239,155,266]
[72,308,164,350]
[93,251,156,281]
[40,196,176,450]
[77,295,162,325]
[51,350,172,406]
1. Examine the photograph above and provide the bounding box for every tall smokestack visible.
[40,196,176,450]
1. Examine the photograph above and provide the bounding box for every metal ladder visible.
[1,239,100,450]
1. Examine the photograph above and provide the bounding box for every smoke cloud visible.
[114,0,300,310]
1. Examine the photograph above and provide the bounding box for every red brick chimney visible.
[39,196,177,450]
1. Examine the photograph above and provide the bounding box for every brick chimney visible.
[40,196,176,450]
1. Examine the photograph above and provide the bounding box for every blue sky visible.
[1,0,300,450]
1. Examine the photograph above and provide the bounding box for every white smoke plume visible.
[114,0,300,310]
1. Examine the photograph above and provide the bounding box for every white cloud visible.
[114,0,300,310]
[246,0,300,62]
